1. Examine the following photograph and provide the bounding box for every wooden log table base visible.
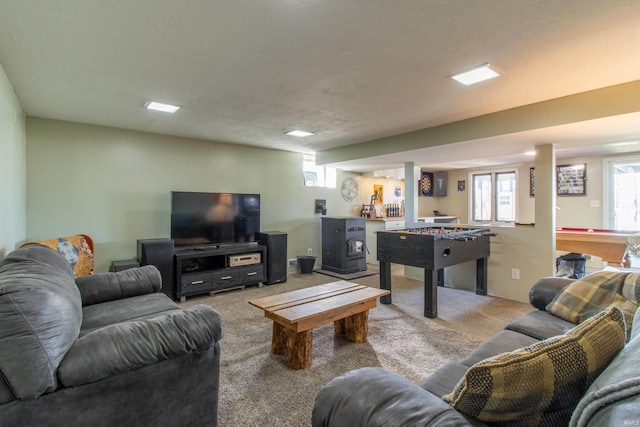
[248,280,390,370]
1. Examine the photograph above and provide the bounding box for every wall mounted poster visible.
[557,164,586,196]
[434,171,448,197]
[373,184,383,204]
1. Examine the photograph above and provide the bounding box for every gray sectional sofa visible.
[0,245,223,426]
[313,276,640,426]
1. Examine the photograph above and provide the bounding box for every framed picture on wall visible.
[434,171,448,197]
[557,163,586,196]
[529,167,535,197]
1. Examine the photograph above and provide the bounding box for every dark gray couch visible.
[313,276,640,426]
[0,245,223,426]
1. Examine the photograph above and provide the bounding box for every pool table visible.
[556,227,637,267]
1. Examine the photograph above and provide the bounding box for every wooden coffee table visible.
[248,280,390,369]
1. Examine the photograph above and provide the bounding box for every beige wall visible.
[0,62,26,256]
[25,118,359,272]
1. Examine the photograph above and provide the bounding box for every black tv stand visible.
[174,243,266,302]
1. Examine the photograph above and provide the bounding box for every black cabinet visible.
[174,243,266,302]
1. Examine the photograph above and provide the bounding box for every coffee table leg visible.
[271,322,289,356]
[334,318,345,335]
[288,329,312,370]
[344,311,369,343]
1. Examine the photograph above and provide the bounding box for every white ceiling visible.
[1,1,640,171]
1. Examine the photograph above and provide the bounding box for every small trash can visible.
[556,252,587,279]
[297,255,316,274]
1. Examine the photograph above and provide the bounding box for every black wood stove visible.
[321,217,366,274]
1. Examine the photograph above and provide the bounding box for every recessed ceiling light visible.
[608,140,639,147]
[285,130,314,137]
[144,101,180,113]
[450,63,500,86]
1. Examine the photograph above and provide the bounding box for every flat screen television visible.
[171,191,261,247]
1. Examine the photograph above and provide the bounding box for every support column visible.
[535,144,557,276]
[404,162,421,227]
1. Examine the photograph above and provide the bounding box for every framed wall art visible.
[556,163,586,196]
[529,167,535,197]
[434,171,448,197]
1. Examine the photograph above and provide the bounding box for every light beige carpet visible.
[181,266,532,427]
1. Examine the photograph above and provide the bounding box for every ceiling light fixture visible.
[524,150,536,156]
[285,130,314,137]
[144,101,181,113]
[608,140,639,147]
[450,63,500,86]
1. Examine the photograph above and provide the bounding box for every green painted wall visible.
[0,62,26,255]
[20,117,635,302]
[26,118,358,272]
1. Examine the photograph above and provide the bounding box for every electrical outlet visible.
[288,258,298,268]
[307,248,312,256]
[511,268,520,280]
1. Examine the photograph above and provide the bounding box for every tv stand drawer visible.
[234,264,264,284]
[181,272,213,293]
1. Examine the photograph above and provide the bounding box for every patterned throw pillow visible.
[442,307,626,427]
[22,234,95,277]
[546,271,639,336]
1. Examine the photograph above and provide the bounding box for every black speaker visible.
[137,238,175,299]
[109,259,140,272]
[255,231,287,285]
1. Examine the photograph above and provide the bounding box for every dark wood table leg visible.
[424,269,438,318]
[380,261,392,304]
[476,257,487,295]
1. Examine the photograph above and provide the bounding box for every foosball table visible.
[377,226,492,318]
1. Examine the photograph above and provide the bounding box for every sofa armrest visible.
[312,367,484,427]
[75,265,162,306]
[58,305,223,387]
[529,276,574,310]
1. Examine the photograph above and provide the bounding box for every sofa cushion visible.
[505,310,576,341]
[460,329,540,367]
[442,306,626,427]
[80,293,180,334]
[546,271,639,336]
[76,265,162,306]
[0,246,82,399]
[420,362,469,398]
[59,305,223,387]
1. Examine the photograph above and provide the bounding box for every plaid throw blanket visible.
[546,271,640,337]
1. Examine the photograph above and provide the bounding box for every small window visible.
[303,154,336,188]
[470,169,517,223]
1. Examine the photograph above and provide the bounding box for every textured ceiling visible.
[1,1,640,171]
